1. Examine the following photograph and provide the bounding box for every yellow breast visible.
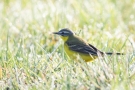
[64,43,97,62]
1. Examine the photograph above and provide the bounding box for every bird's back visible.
[64,35,103,62]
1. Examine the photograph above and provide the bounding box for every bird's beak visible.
[53,32,60,35]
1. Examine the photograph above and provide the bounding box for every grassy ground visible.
[0,0,135,90]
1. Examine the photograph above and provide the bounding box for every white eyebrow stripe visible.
[60,31,69,33]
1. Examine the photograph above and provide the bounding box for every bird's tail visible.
[105,52,124,55]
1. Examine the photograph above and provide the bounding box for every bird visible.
[53,28,123,62]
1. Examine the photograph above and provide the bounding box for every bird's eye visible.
[61,32,64,34]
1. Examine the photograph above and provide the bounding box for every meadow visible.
[0,0,135,90]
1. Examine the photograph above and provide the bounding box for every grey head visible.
[53,28,74,36]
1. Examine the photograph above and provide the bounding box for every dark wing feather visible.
[66,42,99,56]
[88,44,98,52]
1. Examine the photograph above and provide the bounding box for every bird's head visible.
[53,28,74,41]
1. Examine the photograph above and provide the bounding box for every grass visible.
[0,0,135,90]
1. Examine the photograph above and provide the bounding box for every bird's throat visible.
[60,36,69,42]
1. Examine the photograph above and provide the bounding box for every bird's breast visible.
[64,43,77,58]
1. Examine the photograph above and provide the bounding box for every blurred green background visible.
[0,0,135,90]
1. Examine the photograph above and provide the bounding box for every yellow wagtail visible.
[53,28,123,62]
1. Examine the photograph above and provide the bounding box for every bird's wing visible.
[66,42,99,56]
[88,44,98,52]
